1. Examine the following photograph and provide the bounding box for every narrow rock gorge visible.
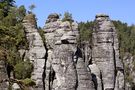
[0,13,126,90]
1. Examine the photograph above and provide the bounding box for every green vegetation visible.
[1,0,135,89]
[113,21,135,57]
[0,0,27,65]
[62,12,74,23]
[23,13,37,27]
[0,46,7,60]
[113,21,135,88]
[78,21,94,43]
[38,27,46,45]
[28,4,36,13]
[14,61,33,79]
[0,1,34,88]
[22,78,36,86]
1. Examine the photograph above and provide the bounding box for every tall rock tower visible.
[23,14,46,89]
[89,14,124,90]
[44,13,95,90]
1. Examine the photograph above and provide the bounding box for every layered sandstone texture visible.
[89,14,124,90]
[44,13,95,90]
[23,14,46,89]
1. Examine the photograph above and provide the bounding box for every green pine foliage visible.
[38,27,46,45]
[0,0,32,82]
[14,61,33,79]
[23,13,37,27]
[113,21,135,57]
[29,4,36,13]
[62,12,74,23]
[78,21,94,42]
[113,21,135,88]
[22,78,36,86]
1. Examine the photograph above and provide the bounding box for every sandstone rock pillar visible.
[90,14,124,90]
[23,14,46,89]
[44,13,78,90]
[44,13,95,90]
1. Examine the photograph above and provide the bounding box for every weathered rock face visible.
[23,14,46,89]
[89,14,124,90]
[0,60,8,90]
[44,13,95,90]
[76,49,95,90]
[80,41,92,67]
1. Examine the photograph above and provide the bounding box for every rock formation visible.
[21,13,124,90]
[44,13,95,90]
[23,14,46,89]
[0,13,126,90]
[89,14,124,90]
[0,60,8,90]
[0,49,8,90]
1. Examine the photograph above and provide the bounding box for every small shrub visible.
[0,47,7,60]
[38,28,46,45]
[14,61,33,79]
[62,12,74,23]
[22,78,36,86]
[23,14,37,27]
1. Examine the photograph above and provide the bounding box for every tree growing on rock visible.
[28,4,36,14]
[62,12,74,23]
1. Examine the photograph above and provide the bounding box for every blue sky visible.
[16,0,135,27]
